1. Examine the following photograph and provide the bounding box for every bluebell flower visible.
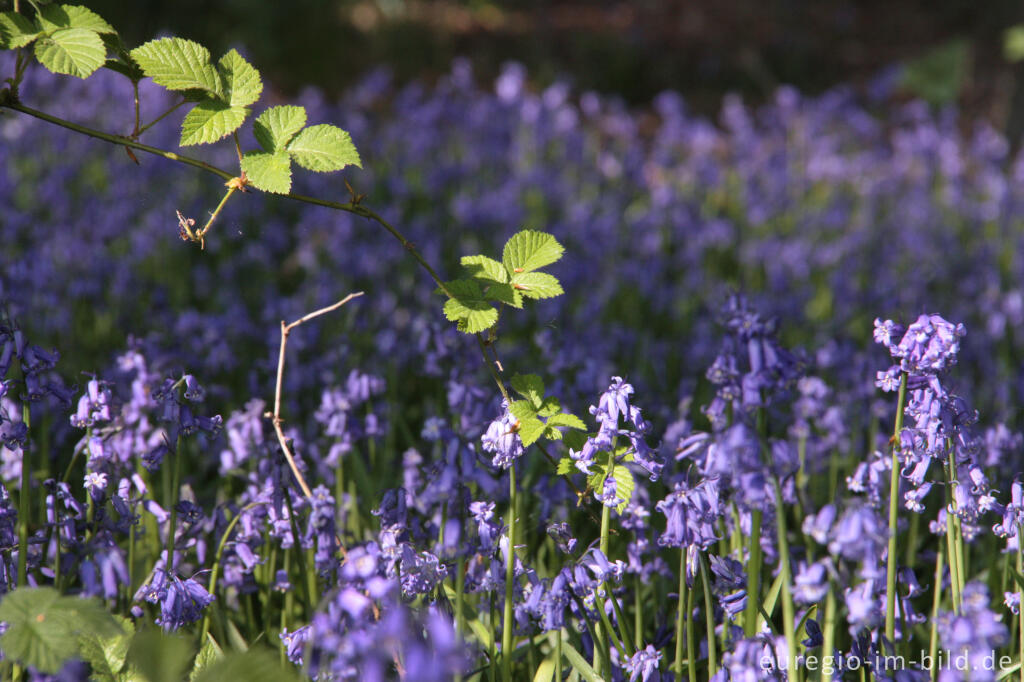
[622,644,662,682]
[481,405,524,469]
[134,568,214,631]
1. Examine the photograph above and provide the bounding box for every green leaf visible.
[517,416,546,447]
[441,279,498,334]
[218,48,261,107]
[0,12,41,48]
[253,105,306,153]
[126,630,193,682]
[194,648,295,682]
[556,457,574,475]
[189,634,223,681]
[510,374,544,408]
[563,430,588,452]
[130,38,222,96]
[460,255,508,284]
[37,4,115,34]
[34,27,105,78]
[241,151,292,194]
[485,282,523,309]
[0,587,123,674]
[287,124,361,171]
[78,615,134,682]
[508,399,538,423]
[533,657,555,682]
[560,637,602,682]
[502,230,564,274]
[180,99,248,146]
[1007,25,1024,63]
[511,271,563,300]
[611,464,635,513]
[536,397,561,418]
[547,413,586,430]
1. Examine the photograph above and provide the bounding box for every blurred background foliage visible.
[84,0,1024,127]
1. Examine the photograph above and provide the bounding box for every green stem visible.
[633,572,643,651]
[675,547,687,678]
[135,99,186,137]
[743,508,763,636]
[773,479,799,681]
[884,371,908,644]
[199,503,261,644]
[929,546,944,682]
[698,553,718,678]
[685,568,696,682]
[195,187,236,243]
[17,400,30,587]
[164,436,182,570]
[822,585,836,682]
[607,586,635,657]
[501,463,517,682]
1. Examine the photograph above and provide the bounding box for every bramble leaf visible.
[217,49,261,107]
[194,647,301,682]
[502,230,564,274]
[0,587,123,674]
[37,4,115,34]
[511,271,563,299]
[287,124,361,172]
[556,457,574,475]
[34,27,105,78]
[180,99,248,146]
[77,615,134,682]
[485,283,523,308]
[546,412,586,430]
[241,151,292,194]
[441,280,498,334]
[0,12,41,48]
[253,105,306,153]
[130,38,222,97]
[510,374,545,408]
[189,634,224,681]
[461,255,508,284]
[611,464,635,513]
[508,399,538,422]
[563,430,588,452]
[517,415,546,447]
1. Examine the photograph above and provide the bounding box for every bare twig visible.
[266,292,365,500]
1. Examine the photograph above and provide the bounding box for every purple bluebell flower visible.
[481,405,525,469]
[134,568,214,631]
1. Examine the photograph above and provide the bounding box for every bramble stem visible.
[135,100,186,137]
[885,371,908,643]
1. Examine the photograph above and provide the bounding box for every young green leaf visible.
[253,105,307,153]
[511,271,563,299]
[563,429,588,452]
[34,27,106,78]
[556,457,575,475]
[0,587,124,674]
[193,648,301,682]
[441,280,498,334]
[241,151,292,194]
[287,124,361,171]
[510,374,545,407]
[536,396,561,417]
[502,230,564,274]
[517,415,546,447]
[77,615,134,682]
[611,464,635,513]
[217,49,261,108]
[180,100,248,146]
[508,399,538,423]
[189,634,224,682]
[460,255,508,284]
[0,12,41,49]
[37,4,116,35]
[546,412,586,430]
[130,38,222,97]
[126,630,193,682]
[485,282,523,309]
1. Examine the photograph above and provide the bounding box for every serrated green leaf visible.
[461,255,508,283]
[537,397,561,418]
[547,412,586,430]
[253,105,306,153]
[287,124,361,171]
[556,457,574,475]
[34,27,105,78]
[611,463,635,512]
[0,588,123,674]
[563,430,588,452]
[241,151,292,194]
[218,48,261,107]
[485,282,523,309]
[180,99,248,146]
[517,416,545,447]
[130,38,222,96]
[78,615,134,682]
[195,648,300,682]
[37,4,115,34]
[511,271,563,299]
[189,634,224,682]
[127,630,193,682]
[441,280,498,334]
[0,12,41,48]
[510,374,545,407]
[502,230,564,274]
[103,58,143,80]
[508,399,538,422]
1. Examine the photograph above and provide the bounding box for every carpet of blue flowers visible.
[4,9,1024,681]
